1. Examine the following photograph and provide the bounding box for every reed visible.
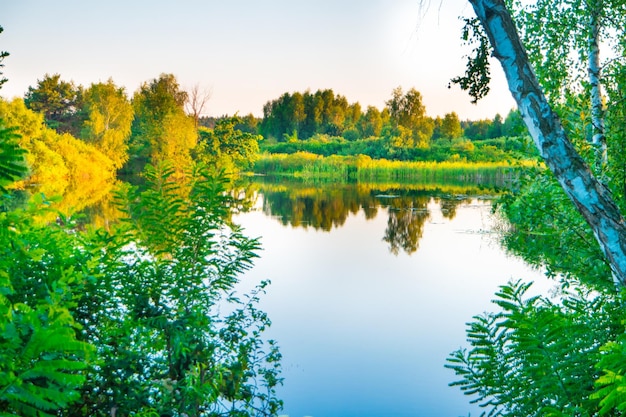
[253,152,536,185]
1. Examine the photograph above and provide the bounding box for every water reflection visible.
[252,179,487,255]
[233,182,551,417]
[383,197,429,255]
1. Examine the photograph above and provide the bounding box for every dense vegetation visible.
[0,161,283,416]
[446,1,626,416]
[0,32,283,416]
[7,1,626,412]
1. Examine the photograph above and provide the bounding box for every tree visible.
[487,113,503,138]
[194,116,262,172]
[0,98,115,209]
[386,87,434,147]
[502,108,527,137]
[0,122,26,192]
[69,163,282,416]
[235,113,261,134]
[0,26,8,91]
[185,83,213,127]
[24,73,84,136]
[260,89,363,140]
[464,0,626,285]
[440,112,463,139]
[463,118,491,140]
[80,79,134,169]
[0,42,94,411]
[358,106,384,138]
[129,73,196,175]
[447,2,626,413]
[504,0,626,168]
[0,159,282,416]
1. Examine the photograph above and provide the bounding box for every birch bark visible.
[587,0,608,167]
[468,0,626,285]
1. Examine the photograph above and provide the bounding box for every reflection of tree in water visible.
[438,196,472,220]
[261,185,378,231]
[255,180,499,254]
[382,196,430,255]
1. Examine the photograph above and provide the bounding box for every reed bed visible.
[253,152,536,185]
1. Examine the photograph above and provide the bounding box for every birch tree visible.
[505,0,626,169]
[464,0,626,285]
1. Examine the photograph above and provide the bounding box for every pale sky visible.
[1,0,515,121]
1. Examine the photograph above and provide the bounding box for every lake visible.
[232,180,553,417]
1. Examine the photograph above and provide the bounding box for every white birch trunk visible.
[587,1,608,168]
[468,0,626,285]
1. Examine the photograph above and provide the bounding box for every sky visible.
[1,0,516,121]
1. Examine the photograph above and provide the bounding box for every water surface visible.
[234,182,551,417]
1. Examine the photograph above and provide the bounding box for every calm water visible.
[233,182,552,417]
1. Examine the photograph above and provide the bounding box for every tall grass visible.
[253,152,537,185]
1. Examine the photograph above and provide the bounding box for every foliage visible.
[496,168,613,290]
[0,197,96,416]
[502,109,527,138]
[435,112,464,140]
[260,89,360,140]
[0,98,116,217]
[194,116,262,173]
[358,105,386,138]
[0,26,8,91]
[260,134,534,164]
[447,280,622,417]
[69,162,282,416]
[24,73,84,136]
[451,17,491,103]
[0,157,282,416]
[128,73,196,176]
[593,328,626,415]
[253,151,529,186]
[0,121,26,192]
[80,79,134,169]
[449,3,626,414]
[505,0,626,104]
[385,87,434,147]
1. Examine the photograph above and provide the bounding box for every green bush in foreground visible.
[0,162,282,416]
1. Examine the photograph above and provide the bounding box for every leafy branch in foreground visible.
[70,162,282,416]
[447,280,621,417]
[0,198,95,417]
[0,121,27,192]
[450,17,491,104]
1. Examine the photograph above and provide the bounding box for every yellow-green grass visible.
[253,152,538,184]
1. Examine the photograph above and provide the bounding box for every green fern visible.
[0,121,26,192]
[447,280,620,416]
[0,203,94,416]
[592,332,626,415]
[0,299,92,416]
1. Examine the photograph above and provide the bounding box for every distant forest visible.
[201,87,526,144]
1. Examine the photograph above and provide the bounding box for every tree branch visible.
[468,0,626,286]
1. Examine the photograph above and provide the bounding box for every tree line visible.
[10,73,261,182]
[258,86,525,144]
[13,72,527,184]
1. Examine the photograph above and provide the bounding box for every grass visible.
[252,152,538,186]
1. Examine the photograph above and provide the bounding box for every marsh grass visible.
[253,152,536,185]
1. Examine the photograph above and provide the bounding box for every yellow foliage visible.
[0,97,117,218]
[0,98,45,147]
[156,113,197,175]
[81,80,134,169]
